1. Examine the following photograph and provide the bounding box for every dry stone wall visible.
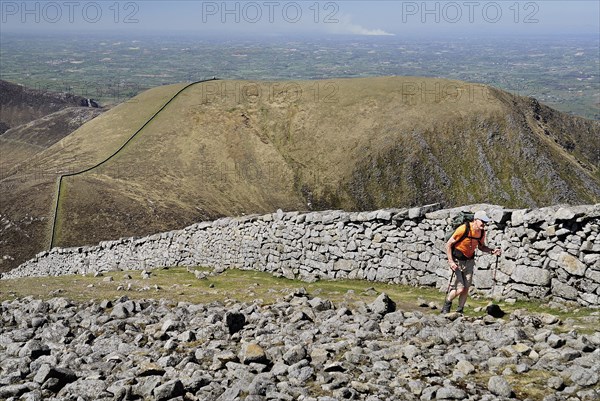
[3,204,600,307]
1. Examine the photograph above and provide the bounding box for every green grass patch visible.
[470,369,558,401]
[1,267,598,336]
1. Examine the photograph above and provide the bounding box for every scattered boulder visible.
[0,283,597,401]
[153,379,185,401]
[33,364,77,392]
[368,292,396,316]
[488,375,513,398]
[240,342,268,364]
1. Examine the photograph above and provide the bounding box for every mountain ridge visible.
[1,77,599,272]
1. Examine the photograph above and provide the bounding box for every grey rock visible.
[420,385,440,401]
[436,386,467,399]
[551,279,579,300]
[547,376,565,390]
[511,209,529,226]
[554,207,577,221]
[547,334,566,348]
[0,384,31,398]
[368,293,396,316]
[568,367,599,386]
[271,361,289,377]
[182,374,211,393]
[308,297,332,311]
[33,364,77,391]
[133,376,162,397]
[137,361,166,377]
[407,380,425,395]
[30,316,47,328]
[402,344,420,360]
[283,345,307,365]
[487,376,513,397]
[511,266,551,286]
[107,379,134,400]
[18,340,50,359]
[19,389,43,401]
[240,342,268,364]
[453,360,475,376]
[153,379,185,401]
[247,373,274,396]
[161,318,181,333]
[288,361,314,385]
[558,252,587,276]
[110,300,136,319]
[59,379,108,399]
[217,379,248,401]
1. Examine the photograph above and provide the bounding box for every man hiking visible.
[442,210,501,314]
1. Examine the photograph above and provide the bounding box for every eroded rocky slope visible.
[1,291,598,401]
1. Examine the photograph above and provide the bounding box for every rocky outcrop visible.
[1,294,599,401]
[3,204,600,307]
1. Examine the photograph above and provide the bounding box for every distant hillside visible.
[0,79,100,130]
[1,77,599,272]
[1,107,104,171]
[0,80,104,175]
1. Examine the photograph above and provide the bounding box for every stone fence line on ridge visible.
[3,203,599,307]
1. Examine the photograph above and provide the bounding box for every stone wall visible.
[3,204,599,307]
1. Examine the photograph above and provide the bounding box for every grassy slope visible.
[1,77,599,271]
[0,140,45,175]
[56,77,505,244]
[0,84,188,271]
[0,107,104,174]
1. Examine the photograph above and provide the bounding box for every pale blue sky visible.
[1,1,599,36]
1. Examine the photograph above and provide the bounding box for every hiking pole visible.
[445,270,455,301]
[486,255,506,317]
[491,255,499,298]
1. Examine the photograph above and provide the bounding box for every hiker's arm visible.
[478,239,501,256]
[445,238,459,271]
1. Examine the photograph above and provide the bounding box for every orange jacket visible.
[452,222,485,259]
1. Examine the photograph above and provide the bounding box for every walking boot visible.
[456,306,464,314]
[441,300,452,314]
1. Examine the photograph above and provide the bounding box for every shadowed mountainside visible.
[0,77,599,272]
[0,79,100,131]
[0,79,104,173]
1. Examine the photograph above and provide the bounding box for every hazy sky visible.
[1,1,599,36]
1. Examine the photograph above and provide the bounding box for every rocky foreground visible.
[1,291,599,401]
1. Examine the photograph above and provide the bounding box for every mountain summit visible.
[1,77,598,272]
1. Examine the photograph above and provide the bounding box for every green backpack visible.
[445,211,475,246]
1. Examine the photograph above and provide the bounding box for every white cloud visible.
[344,23,395,36]
[329,15,395,36]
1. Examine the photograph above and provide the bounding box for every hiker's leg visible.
[442,270,460,313]
[456,260,474,310]
[454,268,467,297]
[446,270,461,302]
[457,289,469,309]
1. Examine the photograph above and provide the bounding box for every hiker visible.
[442,210,501,314]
